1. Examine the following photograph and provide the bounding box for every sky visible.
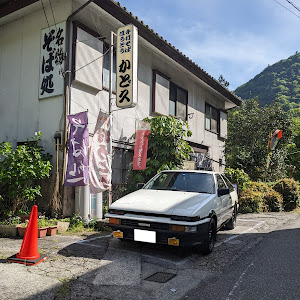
[118,0,300,91]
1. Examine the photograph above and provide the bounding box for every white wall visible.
[0,0,72,157]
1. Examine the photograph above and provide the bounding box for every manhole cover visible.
[145,272,176,283]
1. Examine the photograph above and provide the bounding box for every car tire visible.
[201,218,216,255]
[226,205,237,230]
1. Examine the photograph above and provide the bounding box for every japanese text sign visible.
[65,111,89,186]
[39,22,66,99]
[116,24,138,108]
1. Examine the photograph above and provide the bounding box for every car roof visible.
[160,170,219,175]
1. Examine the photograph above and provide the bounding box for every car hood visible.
[109,189,214,217]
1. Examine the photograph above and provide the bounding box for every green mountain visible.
[234,52,300,107]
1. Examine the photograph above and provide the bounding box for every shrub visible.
[224,168,251,193]
[263,190,283,212]
[239,181,285,213]
[69,214,84,231]
[272,178,300,211]
[238,190,265,213]
[0,132,52,217]
[247,182,272,193]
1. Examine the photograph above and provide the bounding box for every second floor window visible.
[103,43,116,91]
[170,83,188,120]
[205,103,218,133]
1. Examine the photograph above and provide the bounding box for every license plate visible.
[134,229,156,243]
[113,231,123,238]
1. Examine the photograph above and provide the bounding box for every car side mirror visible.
[136,183,145,189]
[218,187,230,196]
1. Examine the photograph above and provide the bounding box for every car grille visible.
[120,219,170,231]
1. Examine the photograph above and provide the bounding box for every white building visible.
[0,0,242,216]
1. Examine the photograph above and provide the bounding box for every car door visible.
[216,174,231,225]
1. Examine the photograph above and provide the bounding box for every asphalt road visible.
[183,214,300,300]
[1,212,299,300]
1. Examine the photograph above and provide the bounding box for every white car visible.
[105,170,238,254]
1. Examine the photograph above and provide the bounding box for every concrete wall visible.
[0,0,72,211]
[0,0,72,156]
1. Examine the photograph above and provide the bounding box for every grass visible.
[59,227,98,235]
[55,278,72,299]
[38,248,46,254]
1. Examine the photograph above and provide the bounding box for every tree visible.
[127,116,193,190]
[287,107,300,180]
[0,132,52,217]
[225,98,293,181]
[218,75,230,87]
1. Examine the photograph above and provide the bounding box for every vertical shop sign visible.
[89,111,112,193]
[65,112,89,186]
[133,121,150,170]
[116,24,138,108]
[39,21,66,99]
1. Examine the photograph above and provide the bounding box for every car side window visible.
[221,175,235,192]
[216,175,226,189]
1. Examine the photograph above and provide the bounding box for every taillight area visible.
[109,218,120,225]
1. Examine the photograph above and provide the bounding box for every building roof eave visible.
[92,0,242,107]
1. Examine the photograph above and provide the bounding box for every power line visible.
[285,0,300,13]
[48,0,57,30]
[40,0,50,27]
[273,0,300,19]
[73,42,115,73]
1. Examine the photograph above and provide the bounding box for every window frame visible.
[71,21,105,88]
[102,42,117,93]
[205,103,219,134]
[169,82,188,120]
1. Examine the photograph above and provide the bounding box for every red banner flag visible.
[133,121,150,170]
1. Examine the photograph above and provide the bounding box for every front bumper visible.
[107,219,210,247]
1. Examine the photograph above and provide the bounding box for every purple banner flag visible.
[65,111,89,186]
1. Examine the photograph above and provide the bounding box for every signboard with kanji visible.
[39,22,66,99]
[116,24,138,108]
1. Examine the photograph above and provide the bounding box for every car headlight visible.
[184,226,197,233]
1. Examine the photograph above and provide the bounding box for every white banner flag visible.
[89,111,112,193]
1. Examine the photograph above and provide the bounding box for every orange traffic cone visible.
[7,205,47,266]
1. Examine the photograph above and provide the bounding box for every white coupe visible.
[105,170,238,254]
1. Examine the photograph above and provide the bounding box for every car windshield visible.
[144,172,215,194]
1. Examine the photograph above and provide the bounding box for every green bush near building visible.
[239,181,285,213]
[272,178,300,211]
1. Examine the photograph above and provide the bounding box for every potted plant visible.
[0,216,21,237]
[17,218,48,238]
[37,218,49,238]
[17,209,31,222]
[46,219,58,236]
[17,222,28,237]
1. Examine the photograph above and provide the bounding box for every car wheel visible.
[226,205,237,230]
[201,218,216,255]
